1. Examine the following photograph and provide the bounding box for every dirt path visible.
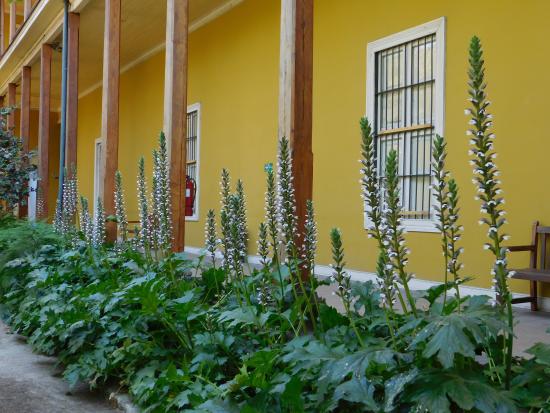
[0,322,121,413]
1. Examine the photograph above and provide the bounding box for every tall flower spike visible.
[277,137,298,261]
[92,197,106,248]
[235,179,248,257]
[467,35,513,387]
[432,135,463,309]
[79,196,93,244]
[330,229,351,308]
[330,228,364,347]
[264,165,279,260]
[432,135,451,297]
[360,118,400,311]
[228,194,245,279]
[220,168,231,212]
[302,200,317,275]
[257,222,270,269]
[54,168,78,239]
[205,209,218,266]
[137,156,151,251]
[36,186,45,220]
[114,171,128,243]
[219,169,232,271]
[384,149,417,317]
[152,133,172,253]
[446,178,464,305]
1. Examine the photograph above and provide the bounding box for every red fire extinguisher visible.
[185,176,197,216]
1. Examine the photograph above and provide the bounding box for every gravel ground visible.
[0,322,121,413]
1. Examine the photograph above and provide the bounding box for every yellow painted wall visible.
[75,0,550,297]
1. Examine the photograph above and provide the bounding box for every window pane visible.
[374,33,436,220]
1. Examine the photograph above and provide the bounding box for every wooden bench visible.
[509,221,550,311]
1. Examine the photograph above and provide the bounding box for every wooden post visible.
[100,0,121,241]
[0,0,5,55]
[20,66,31,153]
[163,0,189,252]
[38,44,52,219]
[278,0,314,247]
[18,66,31,218]
[9,0,15,42]
[23,0,31,20]
[66,13,80,171]
[7,82,15,129]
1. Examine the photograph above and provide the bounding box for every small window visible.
[366,18,445,232]
[186,103,201,221]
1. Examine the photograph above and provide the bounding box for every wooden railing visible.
[0,0,41,57]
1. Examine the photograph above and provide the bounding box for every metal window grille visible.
[186,109,199,215]
[374,34,436,220]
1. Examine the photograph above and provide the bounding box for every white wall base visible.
[184,246,550,312]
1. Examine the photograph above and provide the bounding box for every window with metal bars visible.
[186,104,200,220]
[366,18,445,232]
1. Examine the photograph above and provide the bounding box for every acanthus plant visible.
[151,133,172,254]
[467,35,514,388]
[53,168,78,243]
[137,156,152,253]
[114,170,129,244]
[432,135,464,311]
[360,118,400,316]
[383,149,417,317]
[204,209,218,267]
[91,198,106,248]
[79,196,93,245]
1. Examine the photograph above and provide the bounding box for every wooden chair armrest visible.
[508,245,535,252]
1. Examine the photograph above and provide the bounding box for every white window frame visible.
[186,102,201,222]
[93,137,104,214]
[365,17,446,233]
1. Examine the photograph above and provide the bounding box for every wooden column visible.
[38,44,52,219]
[100,0,121,241]
[9,0,15,42]
[23,0,31,20]
[66,12,80,170]
[20,66,31,152]
[164,0,189,252]
[278,0,314,246]
[19,66,31,218]
[7,82,15,129]
[0,0,5,55]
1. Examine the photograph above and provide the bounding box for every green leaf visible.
[526,342,550,366]
[281,376,304,412]
[333,376,378,411]
[422,316,475,368]
[384,368,418,412]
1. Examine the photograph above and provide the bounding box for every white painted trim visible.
[183,245,550,312]
[365,17,446,234]
[78,0,245,101]
[28,171,38,221]
[185,102,201,222]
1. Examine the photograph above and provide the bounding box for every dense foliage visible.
[0,37,550,413]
